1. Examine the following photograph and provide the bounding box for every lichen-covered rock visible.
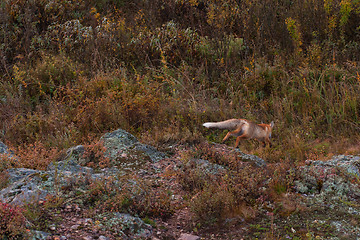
[234,148,267,167]
[0,140,10,155]
[294,155,360,200]
[293,154,360,236]
[0,168,49,205]
[28,230,51,240]
[0,165,96,205]
[101,129,138,148]
[0,128,166,206]
[93,129,167,173]
[0,140,18,165]
[97,212,152,239]
[183,158,226,176]
[101,129,166,164]
[47,145,93,174]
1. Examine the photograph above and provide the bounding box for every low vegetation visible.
[0,0,359,238]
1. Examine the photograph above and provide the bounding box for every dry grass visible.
[0,0,360,236]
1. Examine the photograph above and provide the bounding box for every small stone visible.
[70,224,80,230]
[98,236,109,240]
[49,225,56,231]
[178,233,200,240]
[85,218,93,224]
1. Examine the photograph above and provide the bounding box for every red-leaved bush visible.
[0,202,27,239]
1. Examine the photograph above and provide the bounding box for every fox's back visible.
[246,122,271,139]
[203,118,274,148]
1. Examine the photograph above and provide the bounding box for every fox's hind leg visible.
[222,128,243,143]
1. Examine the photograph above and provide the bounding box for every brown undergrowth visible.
[0,0,360,238]
[176,142,301,227]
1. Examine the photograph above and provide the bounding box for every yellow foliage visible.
[285,17,303,54]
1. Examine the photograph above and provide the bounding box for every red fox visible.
[203,119,274,148]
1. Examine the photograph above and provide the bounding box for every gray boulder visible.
[234,148,267,167]
[100,129,166,172]
[28,230,51,240]
[0,128,166,206]
[0,140,10,154]
[47,145,93,174]
[0,168,49,205]
[0,140,18,164]
[294,155,360,200]
[183,158,226,176]
[97,212,152,240]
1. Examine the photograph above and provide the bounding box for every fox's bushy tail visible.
[203,119,245,130]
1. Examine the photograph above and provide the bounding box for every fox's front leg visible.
[235,134,247,148]
[265,137,272,148]
[261,138,272,148]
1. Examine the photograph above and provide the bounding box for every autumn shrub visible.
[86,176,174,219]
[23,196,63,232]
[190,182,235,225]
[267,162,296,197]
[0,152,20,172]
[12,54,79,106]
[0,202,27,239]
[0,0,359,171]
[177,143,305,225]
[184,164,269,225]
[82,140,110,169]
[0,170,9,190]
[1,0,360,73]
[181,142,235,168]
[13,141,60,170]
[129,180,174,219]
[130,21,202,67]
[84,177,118,207]
[0,0,88,70]
[177,159,221,193]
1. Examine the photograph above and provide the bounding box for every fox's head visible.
[268,121,275,138]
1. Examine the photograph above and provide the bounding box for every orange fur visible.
[203,119,274,148]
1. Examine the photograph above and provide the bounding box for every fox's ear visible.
[270,121,274,128]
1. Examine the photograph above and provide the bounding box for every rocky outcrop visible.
[101,129,166,163]
[2,130,360,239]
[0,139,17,163]
[295,155,360,200]
[182,158,226,176]
[0,140,10,155]
[1,129,166,206]
[0,129,166,239]
[292,155,360,238]
[97,213,153,240]
[0,168,49,205]
[234,148,267,167]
